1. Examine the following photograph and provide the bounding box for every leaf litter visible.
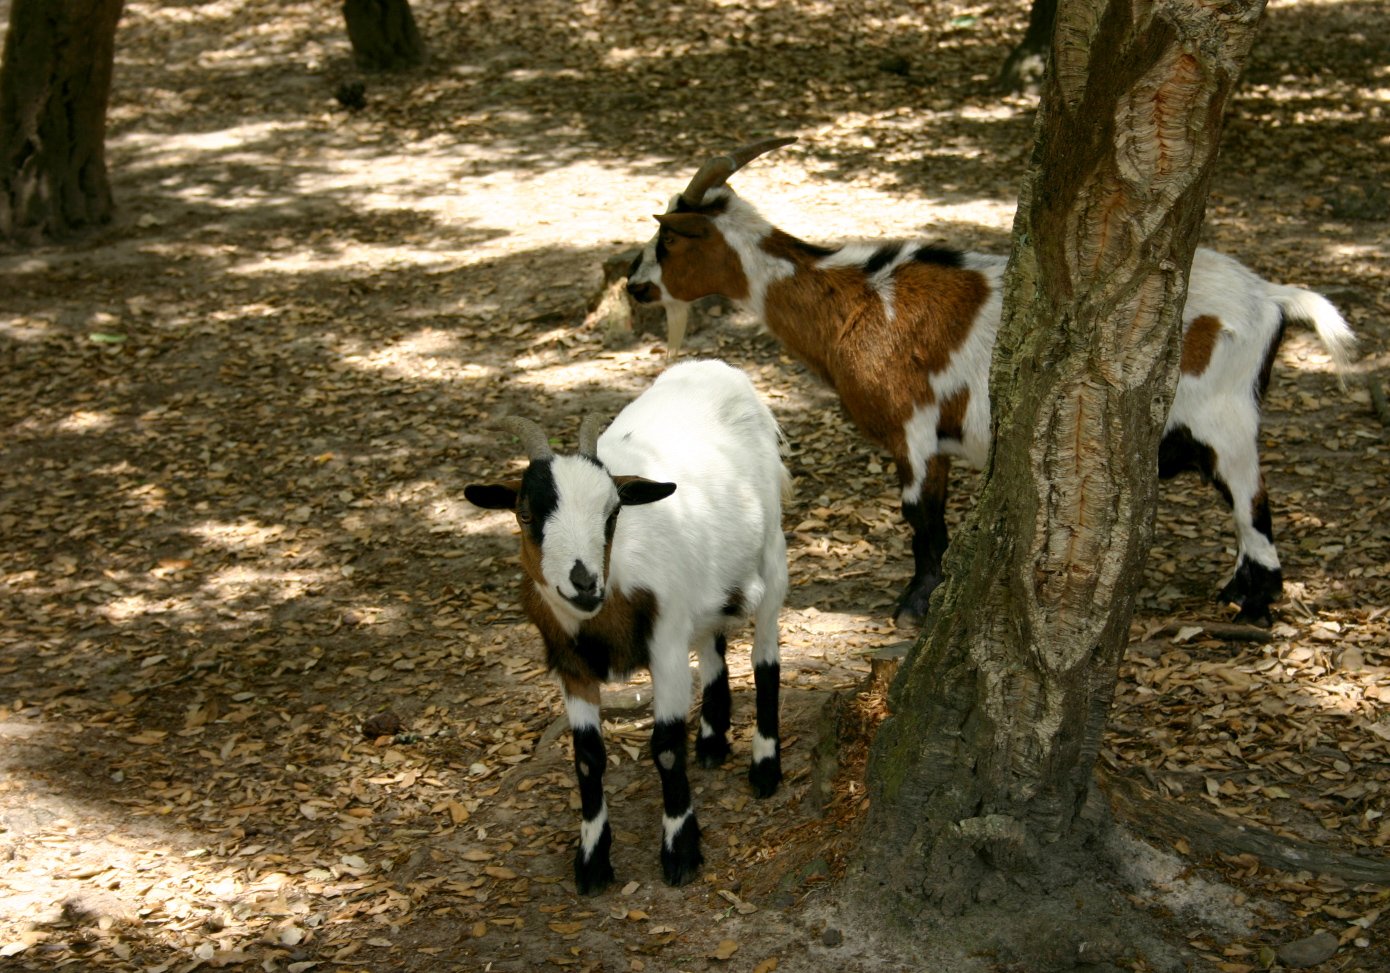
[1,0,1388,970]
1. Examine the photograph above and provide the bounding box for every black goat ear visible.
[614,476,677,506]
[654,212,711,239]
[464,480,522,510]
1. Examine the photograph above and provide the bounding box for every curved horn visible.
[679,136,799,207]
[496,416,553,461]
[577,414,605,459]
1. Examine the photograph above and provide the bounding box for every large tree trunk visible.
[0,0,124,245]
[343,0,426,72]
[857,0,1266,920]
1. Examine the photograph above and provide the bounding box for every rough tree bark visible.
[996,0,1057,93]
[343,0,426,71]
[857,0,1267,926]
[0,0,124,245]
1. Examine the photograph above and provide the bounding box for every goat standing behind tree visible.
[465,360,789,893]
[626,138,1355,628]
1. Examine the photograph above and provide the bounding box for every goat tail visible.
[1271,285,1358,372]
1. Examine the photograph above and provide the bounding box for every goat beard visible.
[663,301,690,360]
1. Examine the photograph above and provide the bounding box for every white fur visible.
[752,732,778,764]
[598,360,790,658]
[538,456,622,626]
[662,809,694,849]
[580,803,609,856]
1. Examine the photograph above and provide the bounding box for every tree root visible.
[1101,770,1390,885]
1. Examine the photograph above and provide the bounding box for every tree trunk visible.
[0,0,124,245]
[343,0,426,72]
[857,0,1266,920]
[996,0,1057,93]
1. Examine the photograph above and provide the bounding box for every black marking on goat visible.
[911,246,965,268]
[864,243,904,276]
[1252,490,1275,543]
[518,459,560,544]
[570,723,614,894]
[1158,426,1217,484]
[753,662,780,742]
[721,588,745,617]
[697,634,732,769]
[572,725,607,820]
[749,660,782,798]
[1257,317,1290,402]
[651,719,692,818]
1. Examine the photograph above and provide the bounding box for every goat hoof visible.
[573,825,615,895]
[1232,606,1274,628]
[574,854,615,896]
[748,756,782,798]
[1217,559,1281,622]
[893,607,925,630]
[695,733,731,768]
[893,576,940,629]
[660,815,703,887]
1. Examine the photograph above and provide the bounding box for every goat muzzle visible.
[627,280,661,304]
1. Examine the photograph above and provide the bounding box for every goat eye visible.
[517,506,533,524]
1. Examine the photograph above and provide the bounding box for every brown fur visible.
[1182,314,1223,376]
[523,579,658,686]
[656,216,751,303]
[758,238,989,461]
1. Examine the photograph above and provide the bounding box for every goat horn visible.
[496,416,554,461]
[679,136,798,207]
[577,414,605,459]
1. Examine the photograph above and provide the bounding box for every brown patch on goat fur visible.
[1182,314,1223,376]
[517,529,545,588]
[561,672,601,706]
[522,578,658,686]
[659,220,751,303]
[760,251,990,461]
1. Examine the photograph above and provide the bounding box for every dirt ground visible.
[1,0,1387,970]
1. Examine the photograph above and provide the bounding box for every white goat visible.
[626,138,1356,628]
[465,359,789,894]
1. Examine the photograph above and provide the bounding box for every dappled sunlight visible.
[0,314,56,342]
[2,0,1387,967]
[334,328,498,384]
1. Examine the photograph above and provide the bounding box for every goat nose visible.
[627,280,659,304]
[569,561,598,593]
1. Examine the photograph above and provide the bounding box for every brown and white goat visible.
[626,138,1356,627]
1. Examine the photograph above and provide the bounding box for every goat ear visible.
[654,212,711,240]
[614,476,677,506]
[464,480,522,510]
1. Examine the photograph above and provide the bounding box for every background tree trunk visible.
[996,0,1057,93]
[0,0,124,245]
[343,0,426,71]
[857,0,1267,920]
